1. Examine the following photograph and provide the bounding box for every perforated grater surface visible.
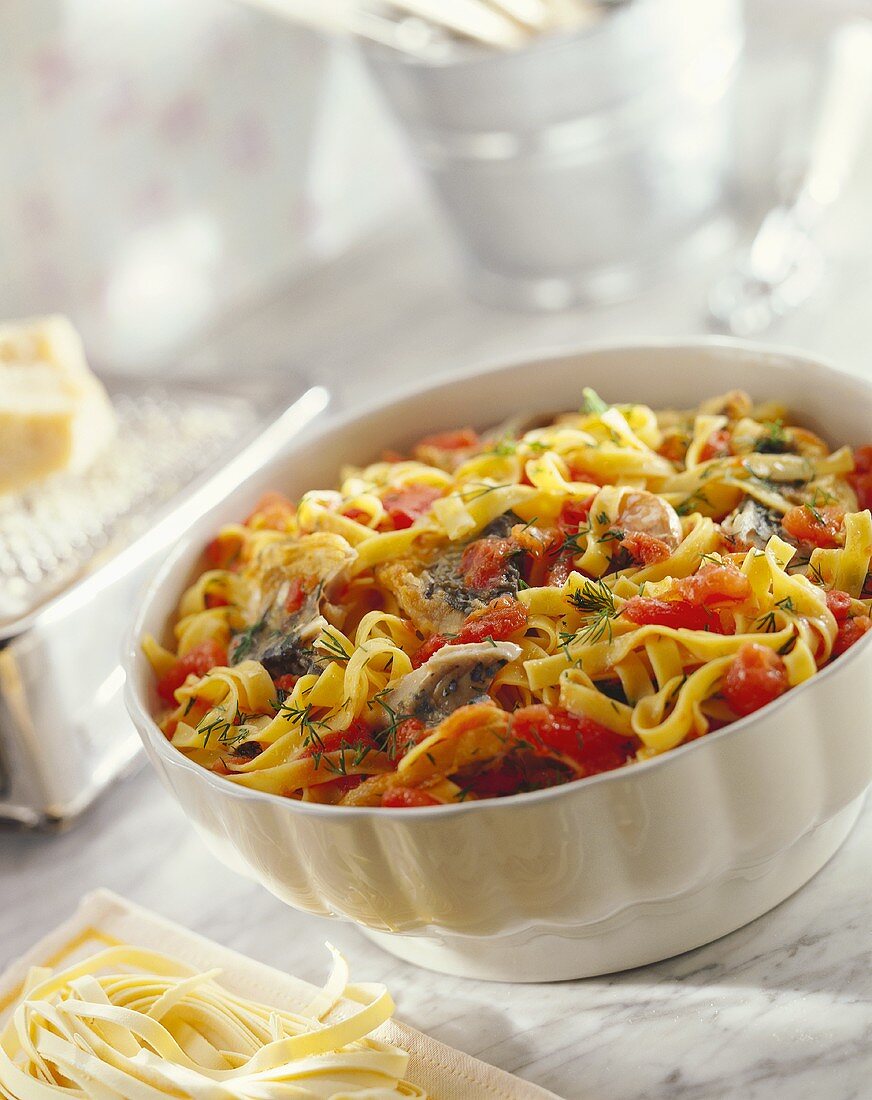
[0,387,255,626]
[0,376,329,828]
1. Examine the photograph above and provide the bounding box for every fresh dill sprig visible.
[369,689,416,759]
[753,419,790,454]
[462,482,514,502]
[756,610,778,633]
[487,438,518,457]
[317,628,352,664]
[810,486,838,507]
[597,528,625,544]
[675,488,712,516]
[231,616,265,663]
[562,578,619,650]
[582,387,609,415]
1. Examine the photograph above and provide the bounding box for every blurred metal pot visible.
[363,0,744,309]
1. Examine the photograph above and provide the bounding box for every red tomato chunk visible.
[833,615,872,657]
[459,537,517,590]
[156,640,228,706]
[621,531,671,565]
[825,589,853,622]
[699,427,732,462]
[622,597,723,632]
[510,705,638,777]
[782,505,844,549]
[672,562,751,607]
[412,598,528,667]
[849,444,872,511]
[721,643,788,717]
[558,497,596,533]
[284,576,310,614]
[382,485,442,529]
[298,720,379,759]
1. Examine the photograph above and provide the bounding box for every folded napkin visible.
[0,889,558,1100]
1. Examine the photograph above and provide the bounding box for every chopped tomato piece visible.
[459,755,571,799]
[459,597,528,644]
[849,446,872,510]
[274,673,299,693]
[853,444,872,475]
[621,531,670,565]
[412,633,448,668]
[672,562,752,607]
[381,787,439,808]
[382,485,442,530]
[622,597,723,632]
[700,427,732,462]
[299,720,380,759]
[658,433,689,465]
[333,775,365,793]
[721,643,788,717]
[204,532,242,570]
[343,506,371,525]
[558,497,595,534]
[825,589,853,622]
[204,591,229,609]
[245,491,296,531]
[833,614,872,657]
[412,597,528,667]
[851,473,872,512]
[156,640,228,706]
[284,576,310,614]
[395,717,427,756]
[459,537,517,590]
[782,504,845,548]
[416,428,479,452]
[510,704,638,776]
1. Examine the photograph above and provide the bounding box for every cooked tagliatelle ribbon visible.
[0,944,425,1099]
[144,388,872,806]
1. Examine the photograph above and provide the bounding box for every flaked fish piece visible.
[720,498,785,551]
[377,512,521,634]
[379,640,521,727]
[234,533,355,677]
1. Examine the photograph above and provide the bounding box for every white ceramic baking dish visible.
[125,340,872,982]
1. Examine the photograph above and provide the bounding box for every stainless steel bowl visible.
[364,0,743,309]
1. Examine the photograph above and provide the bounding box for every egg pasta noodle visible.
[145,388,872,807]
[0,944,425,1098]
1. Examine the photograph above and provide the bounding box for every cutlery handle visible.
[803,21,872,211]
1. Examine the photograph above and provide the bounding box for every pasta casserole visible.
[145,388,872,808]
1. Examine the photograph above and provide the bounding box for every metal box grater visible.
[0,375,328,828]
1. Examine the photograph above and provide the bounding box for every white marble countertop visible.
[4,3,872,1096]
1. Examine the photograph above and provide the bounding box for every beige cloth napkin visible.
[0,889,559,1100]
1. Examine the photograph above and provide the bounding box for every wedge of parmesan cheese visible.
[0,315,116,495]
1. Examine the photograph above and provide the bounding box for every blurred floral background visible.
[3,0,872,393]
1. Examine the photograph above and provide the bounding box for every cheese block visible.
[0,315,116,495]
